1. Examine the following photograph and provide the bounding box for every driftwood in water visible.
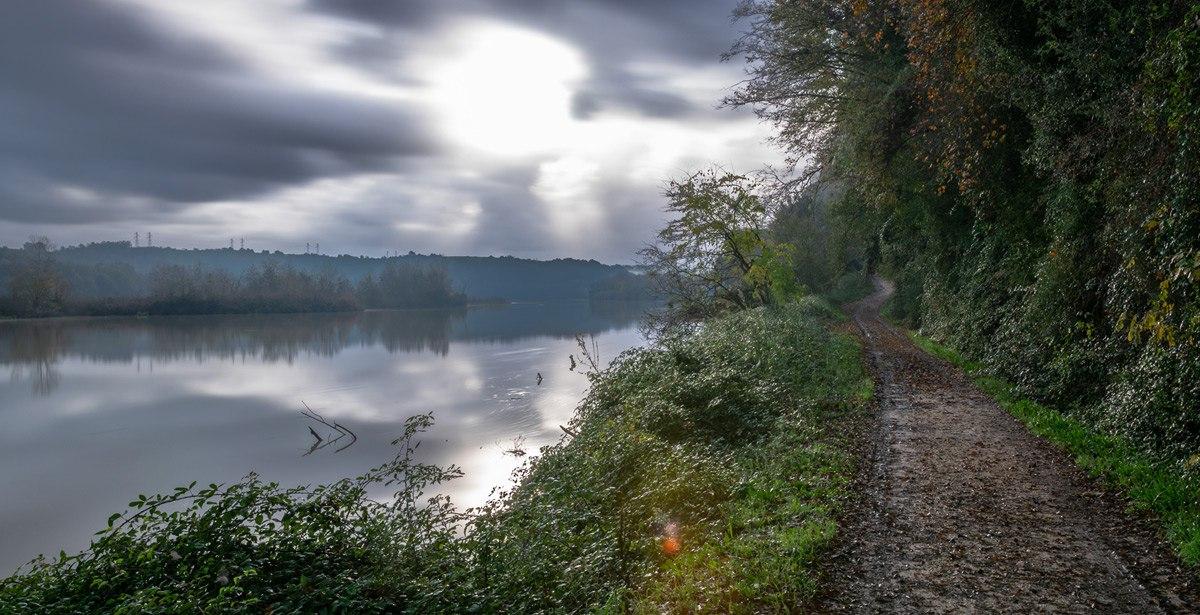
[301,402,358,455]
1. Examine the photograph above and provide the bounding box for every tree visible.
[356,272,382,307]
[638,170,798,333]
[7,236,69,316]
[358,263,465,309]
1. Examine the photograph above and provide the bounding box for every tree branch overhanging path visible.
[824,279,1200,613]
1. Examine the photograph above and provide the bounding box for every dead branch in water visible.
[571,333,601,374]
[300,402,358,455]
[503,435,528,457]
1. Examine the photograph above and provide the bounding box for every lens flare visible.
[661,536,681,556]
[660,521,681,556]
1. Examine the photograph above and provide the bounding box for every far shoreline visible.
[0,297,664,324]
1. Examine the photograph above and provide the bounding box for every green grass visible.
[638,325,871,612]
[910,331,1200,567]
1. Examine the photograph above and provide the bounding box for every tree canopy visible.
[732,0,1200,464]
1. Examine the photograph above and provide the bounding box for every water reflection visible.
[0,301,653,574]
[0,302,647,395]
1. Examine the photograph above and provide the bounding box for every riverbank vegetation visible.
[0,239,466,318]
[728,0,1200,492]
[0,299,869,612]
[639,169,819,333]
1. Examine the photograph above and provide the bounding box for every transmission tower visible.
[134,232,139,247]
[147,232,152,247]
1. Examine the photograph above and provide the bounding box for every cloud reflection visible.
[0,302,650,394]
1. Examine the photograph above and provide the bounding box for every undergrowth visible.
[910,332,1200,568]
[822,272,874,306]
[1,299,869,613]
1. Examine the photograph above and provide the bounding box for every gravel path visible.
[820,279,1199,613]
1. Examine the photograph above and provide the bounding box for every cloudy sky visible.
[0,0,780,262]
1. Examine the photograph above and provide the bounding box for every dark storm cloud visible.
[307,0,739,58]
[571,83,700,120]
[466,165,561,256]
[0,0,435,224]
[310,0,738,62]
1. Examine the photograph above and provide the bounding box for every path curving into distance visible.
[821,279,1199,613]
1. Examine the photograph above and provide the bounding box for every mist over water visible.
[0,301,653,573]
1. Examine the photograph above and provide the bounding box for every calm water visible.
[0,302,652,574]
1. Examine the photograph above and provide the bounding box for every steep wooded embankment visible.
[736,0,1200,489]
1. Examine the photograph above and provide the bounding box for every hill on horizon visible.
[6,241,635,302]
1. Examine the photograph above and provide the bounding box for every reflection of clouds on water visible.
[0,301,652,574]
[0,311,463,393]
[0,302,655,395]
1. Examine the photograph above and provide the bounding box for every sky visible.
[0,0,780,262]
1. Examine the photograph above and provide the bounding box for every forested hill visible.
[41,243,628,301]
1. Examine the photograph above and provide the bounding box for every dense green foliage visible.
[911,331,1200,565]
[823,272,876,306]
[0,300,868,613]
[640,170,807,332]
[732,0,1200,469]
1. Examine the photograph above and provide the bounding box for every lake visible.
[0,302,653,574]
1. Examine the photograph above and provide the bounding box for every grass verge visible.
[909,331,1200,567]
[1,297,870,613]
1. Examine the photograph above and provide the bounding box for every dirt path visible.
[821,279,1199,613]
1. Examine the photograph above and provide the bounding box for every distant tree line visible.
[586,270,659,302]
[140,263,360,315]
[355,263,466,310]
[0,238,466,318]
[2,237,70,317]
[29,240,629,302]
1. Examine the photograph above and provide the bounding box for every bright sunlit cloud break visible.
[0,0,780,261]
